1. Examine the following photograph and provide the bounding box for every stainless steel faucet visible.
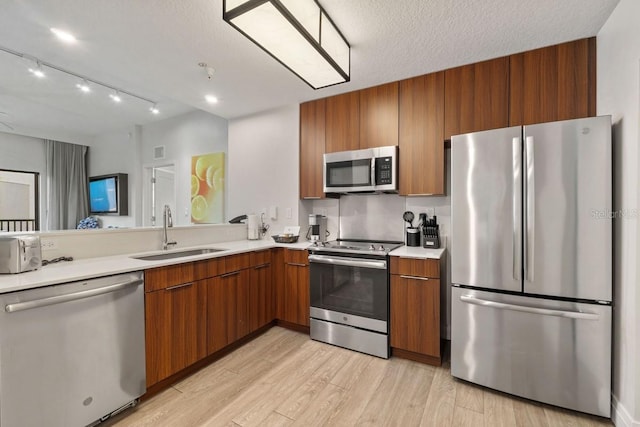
[162,205,177,250]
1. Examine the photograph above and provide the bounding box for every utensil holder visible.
[406,227,420,247]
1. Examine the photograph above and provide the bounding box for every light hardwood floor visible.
[106,327,613,427]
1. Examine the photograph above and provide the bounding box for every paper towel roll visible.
[247,214,259,240]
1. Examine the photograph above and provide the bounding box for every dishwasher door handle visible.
[5,279,143,313]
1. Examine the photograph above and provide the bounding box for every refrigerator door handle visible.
[525,135,535,282]
[512,136,522,281]
[459,295,600,320]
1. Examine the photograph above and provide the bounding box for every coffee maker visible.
[307,214,328,242]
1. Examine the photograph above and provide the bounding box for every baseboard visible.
[612,394,639,427]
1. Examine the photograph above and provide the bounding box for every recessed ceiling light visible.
[149,104,160,115]
[50,28,77,43]
[205,95,218,104]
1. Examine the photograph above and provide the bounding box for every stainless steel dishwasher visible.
[0,271,146,427]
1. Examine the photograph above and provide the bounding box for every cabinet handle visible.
[221,271,241,278]
[254,263,270,270]
[303,197,321,200]
[287,262,307,267]
[407,193,435,197]
[400,275,429,281]
[166,282,194,291]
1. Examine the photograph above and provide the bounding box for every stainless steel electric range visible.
[308,239,403,358]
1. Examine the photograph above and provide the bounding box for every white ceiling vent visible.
[153,145,165,160]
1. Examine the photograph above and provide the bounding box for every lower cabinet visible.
[249,254,273,332]
[206,269,250,355]
[281,249,310,327]
[390,257,441,365]
[145,279,207,387]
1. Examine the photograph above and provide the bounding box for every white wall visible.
[228,105,300,235]
[88,126,142,228]
[141,110,228,226]
[597,0,640,425]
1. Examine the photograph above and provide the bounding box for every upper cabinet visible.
[299,37,596,199]
[509,37,596,126]
[444,57,509,139]
[325,92,359,153]
[299,99,326,200]
[359,82,399,149]
[399,72,445,196]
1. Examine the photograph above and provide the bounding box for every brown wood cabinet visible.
[390,257,441,365]
[299,99,326,199]
[144,271,206,387]
[206,268,250,354]
[399,72,445,196]
[249,249,273,332]
[325,91,359,153]
[509,37,596,126]
[444,57,509,139]
[274,249,309,327]
[359,82,399,149]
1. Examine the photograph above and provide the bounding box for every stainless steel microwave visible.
[323,146,398,194]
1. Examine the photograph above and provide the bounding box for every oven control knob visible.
[369,244,376,250]
[378,245,385,251]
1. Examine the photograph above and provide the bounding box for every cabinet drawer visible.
[195,253,251,279]
[284,249,308,265]
[250,249,272,267]
[390,257,439,278]
[145,263,195,292]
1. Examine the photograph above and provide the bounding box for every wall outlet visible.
[41,240,58,251]
[286,207,292,219]
[426,207,436,218]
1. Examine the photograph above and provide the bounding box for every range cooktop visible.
[308,239,403,256]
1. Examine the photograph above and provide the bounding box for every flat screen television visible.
[88,173,128,215]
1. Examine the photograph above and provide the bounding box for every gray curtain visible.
[45,140,89,230]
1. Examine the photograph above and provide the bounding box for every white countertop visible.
[0,239,311,294]
[389,245,446,260]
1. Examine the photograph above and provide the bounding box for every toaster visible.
[0,235,42,274]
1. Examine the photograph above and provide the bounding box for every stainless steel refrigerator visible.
[450,116,612,418]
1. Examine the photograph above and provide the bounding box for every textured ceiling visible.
[0,0,619,141]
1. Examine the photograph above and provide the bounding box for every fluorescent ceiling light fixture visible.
[109,91,122,103]
[149,104,160,115]
[28,61,45,78]
[50,28,77,43]
[76,79,91,93]
[205,95,218,104]
[223,0,350,90]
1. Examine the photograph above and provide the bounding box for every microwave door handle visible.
[371,157,376,187]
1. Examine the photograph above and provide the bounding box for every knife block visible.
[423,225,440,249]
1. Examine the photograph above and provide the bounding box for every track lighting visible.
[0,44,159,114]
[109,91,122,103]
[28,61,45,78]
[76,79,91,93]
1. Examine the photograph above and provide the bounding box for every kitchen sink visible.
[132,248,226,261]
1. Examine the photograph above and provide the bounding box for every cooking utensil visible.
[402,211,415,227]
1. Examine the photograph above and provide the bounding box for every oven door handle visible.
[308,254,387,270]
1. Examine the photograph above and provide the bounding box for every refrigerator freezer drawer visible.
[451,286,611,417]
